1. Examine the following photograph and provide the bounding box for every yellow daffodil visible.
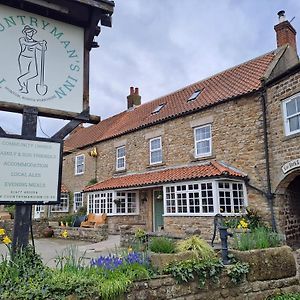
[128,247,133,253]
[61,230,68,238]
[237,218,248,230]
[0,228,5,236]
[2,235,11,245]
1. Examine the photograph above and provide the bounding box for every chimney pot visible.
[127,86,141,109]
[278,10,286,23]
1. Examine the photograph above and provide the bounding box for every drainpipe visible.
[260,79,277,232]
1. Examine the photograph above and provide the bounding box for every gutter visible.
[260,79,277,231]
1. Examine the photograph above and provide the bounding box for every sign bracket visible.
[52,109,90,140]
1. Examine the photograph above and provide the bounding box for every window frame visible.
[73,192,83,212]
[149,136,163,165]
[75,154,85,175]
[116,145,126,171]
[282,94,300,136]
[51,192,69,212]
[194,124,212,158]
[87,191,139,216]
[163,179,247,217]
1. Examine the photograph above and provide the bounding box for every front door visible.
[153,190,164,231]
[34,205,44,219]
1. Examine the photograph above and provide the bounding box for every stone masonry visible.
[63,92,272,237]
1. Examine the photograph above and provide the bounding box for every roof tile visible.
[83,161,247,192]
[65,51,276,151]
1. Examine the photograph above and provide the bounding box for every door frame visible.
[152,189,164,232]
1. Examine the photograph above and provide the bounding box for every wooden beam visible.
[51,109,90,140]
[0,101,100,124]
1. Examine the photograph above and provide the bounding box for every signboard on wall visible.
[0,136,62,204]
[0,4,84,113]
[282,158,300,174]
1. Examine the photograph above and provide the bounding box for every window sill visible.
[282,131,300,141]
[146,162,165,169]
[75,173,84,176]
[190,154,216,162]
[114,169,127,175]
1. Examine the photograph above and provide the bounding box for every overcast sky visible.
[2,0,300,137]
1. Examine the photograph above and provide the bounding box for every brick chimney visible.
[127,86,141,109]
[274,10,297,53]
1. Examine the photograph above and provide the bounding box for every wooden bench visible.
[80,213,107,228]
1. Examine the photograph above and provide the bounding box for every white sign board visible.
[0,5,84,113]
[282,158,300,174]
[0,137,62,203]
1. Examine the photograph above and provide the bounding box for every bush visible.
[176,235,215,260]
[164,258,223,287]
[149,236,176,253]
[232,226,283,251]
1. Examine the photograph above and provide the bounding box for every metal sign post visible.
[12,107,38,251]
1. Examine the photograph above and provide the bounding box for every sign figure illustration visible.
[17,25,48,95]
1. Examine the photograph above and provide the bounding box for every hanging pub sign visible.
[0,135,62,204]
[0,4,84,114]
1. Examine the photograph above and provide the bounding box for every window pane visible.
[195,126,211,140]
[287,99,297,116]
[150,138,161,150]
[289,116,300,132]
[197,140,210,154]
[151,149,162,163]
[117,146,125,157]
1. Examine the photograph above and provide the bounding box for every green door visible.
[153,190,164,231]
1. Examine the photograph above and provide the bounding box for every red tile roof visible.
[83,161,247,192]
[61,184,69,193]
[64,50,277,152]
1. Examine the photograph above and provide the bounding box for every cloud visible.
[2,0,300,136]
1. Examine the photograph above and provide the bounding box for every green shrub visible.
[232,226,283,251]
[176,235,215,260]
[227,261,249,284]
[164,258,223,287]
[149,236,176,253]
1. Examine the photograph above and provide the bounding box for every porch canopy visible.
[83,160,247,193]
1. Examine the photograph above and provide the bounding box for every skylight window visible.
[187,89,202,102]
[152,103,165,114]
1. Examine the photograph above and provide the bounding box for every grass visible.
[149,236,176,253]
[176,235,215,260]
[232,226,282,251]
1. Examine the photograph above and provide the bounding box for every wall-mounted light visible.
[156,192,163,200]
[89,147,98,157]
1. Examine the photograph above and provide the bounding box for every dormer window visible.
[188,89,202,102]
[152,103,165,114]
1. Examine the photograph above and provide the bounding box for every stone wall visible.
[267,69,300,243]
[0,219,50,238]
[125,273,300,300]
[52,224,108,242]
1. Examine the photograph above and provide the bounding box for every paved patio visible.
[0,235,121,268]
